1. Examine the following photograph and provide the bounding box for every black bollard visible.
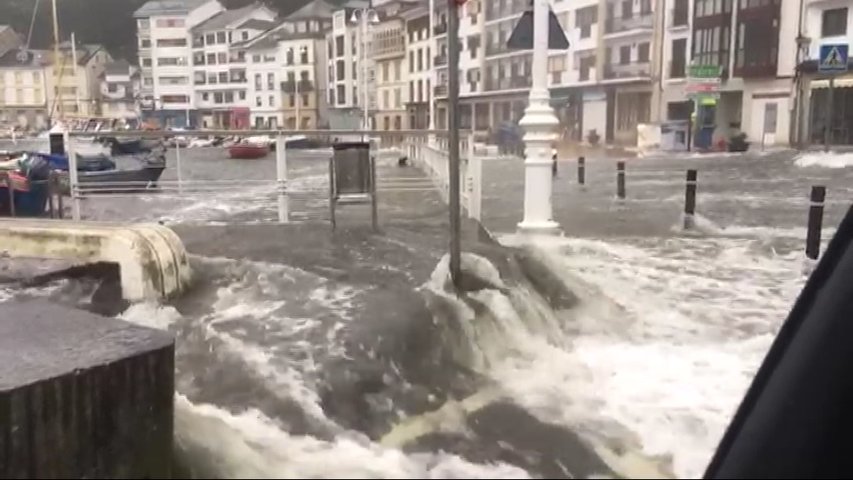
[805,186,826,260]
[552,150,558,177]
[616,161,626,199]
[577,156,585,185]
[684,169,698,229]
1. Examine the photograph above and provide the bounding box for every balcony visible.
[604,14,654,36]
[434,23,447,35]
[484,75,530,91]
[603,62,651,80]
[434,84,448,97]
[281,80,315,93]
[435,54,447,66]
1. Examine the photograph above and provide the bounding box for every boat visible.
[228,143,270,159]
[98,137,163,155]
[0,155,54,217]
[76,165,166,192]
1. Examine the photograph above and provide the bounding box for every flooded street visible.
[1,139,851,478]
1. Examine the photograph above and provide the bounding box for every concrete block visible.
[0,301,175,478]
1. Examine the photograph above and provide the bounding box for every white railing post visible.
[469,142,483,222]
[175,141,183,195]
[65,132,81,221]
[276,134,289,224]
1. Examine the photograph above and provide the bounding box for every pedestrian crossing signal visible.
[819,44,849,73]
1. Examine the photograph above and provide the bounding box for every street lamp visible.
[349,7,380,135]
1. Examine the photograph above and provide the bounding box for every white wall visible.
[582,89,607,140]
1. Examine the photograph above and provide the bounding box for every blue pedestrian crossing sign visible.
[819,44,849,73]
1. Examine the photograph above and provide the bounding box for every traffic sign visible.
[819,44,848,73]
[689,64,723,79]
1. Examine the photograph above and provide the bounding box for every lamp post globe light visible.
[349,7,380,135]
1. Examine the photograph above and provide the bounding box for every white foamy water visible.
[492,234,807,478]
[115,256,530,479]
[795,151,853,169]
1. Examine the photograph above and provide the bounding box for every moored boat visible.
[228,143,269,159]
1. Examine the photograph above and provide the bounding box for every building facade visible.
[402,7,431,130]
[0,49,51,130]
[99,60,142,121]
[48,42,113,120]
[373,15,407,139]
[135,0,225,128]
[191,4,277,129]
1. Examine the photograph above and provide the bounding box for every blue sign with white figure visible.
[819,44,849,73]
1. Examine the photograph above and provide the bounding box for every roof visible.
[192,3,273,32]
[237,18,278,31]
[0,49,51,68]
[285,0,339,20]
[56,42,106,66]
[133,0,210,18]
[104,60,132,75]
[244,26,325,51]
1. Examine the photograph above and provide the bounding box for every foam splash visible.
[794,151,853,169]
[492,235,805,478]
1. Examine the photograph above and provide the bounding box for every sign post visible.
[818,44,849,152]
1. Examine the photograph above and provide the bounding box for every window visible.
[160,76,188,85]
[619,46,631,65]
[216,32,227,44]
[156,18,185,28]
[638,42,650,62]
[267,73,275,90]
[253,54,261,63]
[269,95,274,106]
[239,91,246,100]
[218,52,227,64]
[157,57,185,66]
[670,38,687,77]
[394,60,400,81]
[256,96,262,107]
[693,25,731,70]
[300,46,309,64]
[140,39,151,48]
[384,116,390,130]
[352,61,357,80]
[255,73,262,90]
[337,84,346,104]
[142,58,152,67]
[161,94,188,103]
[242,31,249,41]
[157,38,187,47]
[382,62,389,83]
[622,0,633,19]
[214,92,223,103]
[822,8,848,37]
[218,72,228,83]
[394,88,401,108]
[143,76,153,86]
[335,35,345,57]
[206,33,215,44]
[225,92,234,103]
[302,94,309,106]
[286,48,294,65]
[289,94,295,107]
[548,55,566,72]
[382,90,389,109]
[418,49,423,70]
[138,19,150,29]
[202,92,209,101]
[576,5,597,39]
[410,51,414,72]
[208,73,217,84]
[351,33,357,55]
[640,0,652,15]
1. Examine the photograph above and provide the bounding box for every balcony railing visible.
[281,80,316,93]
[435,54,447,66]
[603,62,651,80]
[605,14,654,34]
[484,75,530,91]
[434,84,448,97]
[434,23,447,35]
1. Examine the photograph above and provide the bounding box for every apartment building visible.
[190,4,277,129]
[134,0,225,128]
[48,42,113,119]
[373,15,407,136]
[326,3,372,129]
[99,60,142,121]
[402,7,431,130]
[658,0,692,123]
[798,1,853,145]
[237,0,332,129]
[0,49,51,130]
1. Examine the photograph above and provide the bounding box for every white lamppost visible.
[517,0,560,234]
[350,7,380,134]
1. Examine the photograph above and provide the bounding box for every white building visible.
[99,60,142,121]
[326,3,371,129]
[373,14,407,136]
[798,0,853,146]
[190,3,277,129]
[134,0,225,128]
[0,49,51,130]
[238,0,333,129]
[402,7,431,130]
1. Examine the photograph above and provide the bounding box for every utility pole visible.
[51,0,64,123]
[447,0,462,287]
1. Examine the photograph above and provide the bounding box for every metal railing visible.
[60,129,483,224]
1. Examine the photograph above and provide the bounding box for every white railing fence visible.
[407,133,484,222]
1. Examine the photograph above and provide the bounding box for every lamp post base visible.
[517,220,561,235]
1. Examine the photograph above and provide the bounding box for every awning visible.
[811,76,853,89]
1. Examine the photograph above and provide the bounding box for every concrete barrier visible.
[0,301,175,478]
[0,219,191,301]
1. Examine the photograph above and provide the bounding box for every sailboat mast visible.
[71,32,81,115]
[51,0,64,122]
